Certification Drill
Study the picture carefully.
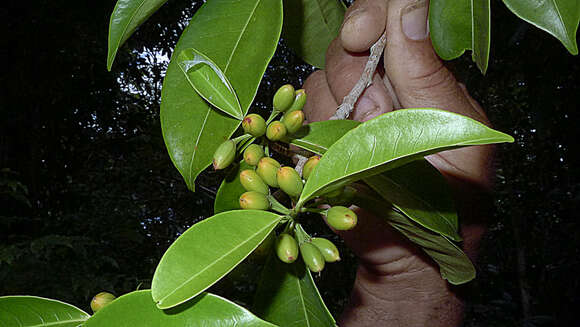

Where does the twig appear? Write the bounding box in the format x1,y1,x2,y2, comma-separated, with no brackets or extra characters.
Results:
293,154,308,176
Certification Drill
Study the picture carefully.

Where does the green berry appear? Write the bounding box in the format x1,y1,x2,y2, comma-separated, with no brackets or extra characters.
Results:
300,242,325,272
240,169,269,194
256,157,281,187
273,84,295,112
277,166,303,198
212,140,236,170
90,292,116,313
325,206,358,231
281,110,305,135
266,121,287,141
311,237,341,262
287,89,307,113
276,233,299,263
243,144,264,166
239,191,270,210
302,155,320,180
242,114,267,137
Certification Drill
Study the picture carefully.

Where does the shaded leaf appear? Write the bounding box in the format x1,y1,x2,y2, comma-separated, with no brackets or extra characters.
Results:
84,290,276,327
152,210,282,309
177,48,243,119
298,109,514,206
214,161,252,214
288,120,360,155
282,0,346,68
161,0,283,190
0,296,89,327
253,254,336,327
107,0,169,70
472,0,491,74
503,0,580,55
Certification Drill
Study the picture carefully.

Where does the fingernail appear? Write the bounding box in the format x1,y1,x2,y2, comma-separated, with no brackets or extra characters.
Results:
401,0,429,41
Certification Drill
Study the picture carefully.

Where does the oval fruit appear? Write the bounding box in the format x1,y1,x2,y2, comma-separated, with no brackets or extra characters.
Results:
212,140,236,170
242,113,267,137
287,89,307,113
256,157,281,187
277,166,303,197
311,237,341,262
281,110,305,135
300,242,325,272
243,144,264,166
302,155,320,180
276,233,299,263
273,84,295,112
325,206,358,231
240,169,269,194
239,191,270,210
90,292,116,313
266,121,287,141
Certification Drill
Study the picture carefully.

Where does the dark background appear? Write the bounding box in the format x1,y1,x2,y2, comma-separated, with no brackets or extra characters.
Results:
1,0,578,325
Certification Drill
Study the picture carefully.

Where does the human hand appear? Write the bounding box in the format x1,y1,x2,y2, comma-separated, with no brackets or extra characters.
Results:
303,0,495,325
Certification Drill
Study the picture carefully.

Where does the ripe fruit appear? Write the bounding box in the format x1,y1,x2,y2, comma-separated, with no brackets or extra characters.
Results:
325,206,358,230
277,166,303,197
242,114,266,137
213,140,236,170
240,169,269,194
287,89,307,113
266,121,287,141
276,233,299,263
300,242,325,272
281,110,305,135
311,237,341,262
90,292,116,313
239,191,270,210
243,144,264,166
256,157,281,187
273,84,295,112
302,155,320,180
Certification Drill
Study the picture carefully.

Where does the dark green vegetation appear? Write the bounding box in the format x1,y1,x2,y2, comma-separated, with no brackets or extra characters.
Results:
1,0,579,326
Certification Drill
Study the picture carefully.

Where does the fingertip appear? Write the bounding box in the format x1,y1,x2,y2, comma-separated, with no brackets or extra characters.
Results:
340,3,387,52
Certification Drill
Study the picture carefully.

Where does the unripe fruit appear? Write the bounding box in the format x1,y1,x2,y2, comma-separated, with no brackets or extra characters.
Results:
256,157,281,187
281,110,305,135
239,191,270,210
287,89,307,113
243,144,264,166
311,237,341,262
266,121,287,141
242,114,266,137
302,155,320,180
276,233,299,263
300,242,325,272
213,140,236,170
90,292,116,313
273,84,295,112
277,166,303,197
325,206,358,230
240,169,269,194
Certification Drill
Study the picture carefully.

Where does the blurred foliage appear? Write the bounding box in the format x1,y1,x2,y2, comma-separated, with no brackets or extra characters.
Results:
0,0,578,325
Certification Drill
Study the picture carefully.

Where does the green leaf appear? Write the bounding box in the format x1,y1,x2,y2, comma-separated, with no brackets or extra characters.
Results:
503,0,580,55
177,48,243,120
107,0,169,70
84,290,276,327
282,0,346,68
152,210,282,309
214,161,252,214
384,210,475,284
298,109,514,206
288,120,360,155
472,0,491,74
364,159,461,241
161,0,283,191
0,296,89,327
253,254,336,327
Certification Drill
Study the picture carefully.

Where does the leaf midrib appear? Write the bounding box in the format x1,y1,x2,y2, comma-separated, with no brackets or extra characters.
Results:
293,264,311,327
223,0,262,74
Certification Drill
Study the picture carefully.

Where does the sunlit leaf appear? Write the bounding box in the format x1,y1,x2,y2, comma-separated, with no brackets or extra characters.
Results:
214,161,252,214
253,254,336,327
0,296,89,327
107,0,169,70
282,0,346,68
298,109,514,206
84,290,276,327
152,210,282,309
161,0,283,190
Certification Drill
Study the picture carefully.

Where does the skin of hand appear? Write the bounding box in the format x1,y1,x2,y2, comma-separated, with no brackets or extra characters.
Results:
302,0,495,326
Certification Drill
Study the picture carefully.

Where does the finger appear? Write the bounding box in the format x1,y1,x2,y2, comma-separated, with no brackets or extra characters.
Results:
341,0,388,52
302,70,338,122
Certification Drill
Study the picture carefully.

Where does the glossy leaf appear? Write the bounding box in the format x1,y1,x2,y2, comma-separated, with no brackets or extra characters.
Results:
282,0,346,68
152,210,282,309
107,0,169,70
253,254,336,327
178,48,243,119
503,0,580,55
298,109,514,206
84,290,276,327
214,161,253,214
365,159,461,241
288,120,360,154
0,296,89,327
161,0,283,191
